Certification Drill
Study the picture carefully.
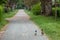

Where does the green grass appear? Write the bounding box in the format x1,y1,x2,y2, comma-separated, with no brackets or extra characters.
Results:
0,20,8,30
0,9,18,30
4,10,18,18
25,10,60,40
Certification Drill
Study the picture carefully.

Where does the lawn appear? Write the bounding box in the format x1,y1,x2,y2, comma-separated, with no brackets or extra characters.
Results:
0,9,18,30
25,10,60,40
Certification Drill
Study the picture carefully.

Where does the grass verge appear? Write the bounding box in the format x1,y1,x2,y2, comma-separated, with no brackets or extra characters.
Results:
0,9,18,30
4,10,18,18
25,10,60,40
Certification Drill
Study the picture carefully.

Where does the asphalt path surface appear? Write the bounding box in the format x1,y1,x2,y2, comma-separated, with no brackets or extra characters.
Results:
1,9,48,40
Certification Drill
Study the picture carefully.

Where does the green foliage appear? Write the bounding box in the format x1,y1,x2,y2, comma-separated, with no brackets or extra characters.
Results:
52,7,60,17
25,10,60,40
0,5,6,30
0,0,7,4
0,9,18,30
4,9,18,18
16,0,24,9
0,5,4,23
17,4,24,9
31,3,41,15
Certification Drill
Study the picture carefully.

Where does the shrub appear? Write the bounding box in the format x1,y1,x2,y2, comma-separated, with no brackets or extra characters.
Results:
31,3,41,15
52,7,60,17
0,5,4,23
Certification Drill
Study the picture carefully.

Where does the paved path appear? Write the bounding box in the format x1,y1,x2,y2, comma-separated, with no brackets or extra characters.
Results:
1,9,48,40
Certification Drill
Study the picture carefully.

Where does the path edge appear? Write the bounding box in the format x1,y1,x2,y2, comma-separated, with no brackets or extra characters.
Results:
0,23,9,39
30,20,50,40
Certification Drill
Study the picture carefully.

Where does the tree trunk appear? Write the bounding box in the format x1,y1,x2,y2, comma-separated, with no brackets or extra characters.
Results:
41,0,52,16
41,0,45,15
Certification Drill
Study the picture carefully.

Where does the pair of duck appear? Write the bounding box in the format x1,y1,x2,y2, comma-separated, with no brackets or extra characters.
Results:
34,29,44,36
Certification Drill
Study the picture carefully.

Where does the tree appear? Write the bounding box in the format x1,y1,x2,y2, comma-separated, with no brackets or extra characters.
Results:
0,0,7,4
55,0,57,20
40,0,52,16
17,0,24,9
24,0,40,10
7,0,17,10
24,0,31,10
